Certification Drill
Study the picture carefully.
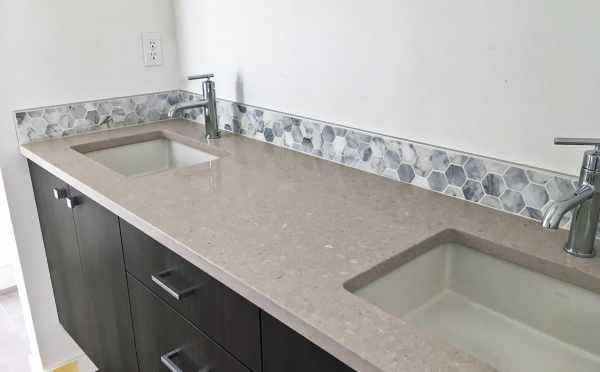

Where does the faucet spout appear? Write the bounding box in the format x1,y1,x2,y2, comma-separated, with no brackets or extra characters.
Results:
542,138,600,258
542,185,594,229
167,100,209,118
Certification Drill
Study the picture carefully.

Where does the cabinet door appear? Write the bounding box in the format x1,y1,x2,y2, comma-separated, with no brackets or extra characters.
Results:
261,311,355,372
28,161,96,358
128,274,250,372
70,188,139,372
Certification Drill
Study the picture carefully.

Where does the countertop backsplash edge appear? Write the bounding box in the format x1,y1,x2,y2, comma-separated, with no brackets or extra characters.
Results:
211,96,582,234
15,89,583,234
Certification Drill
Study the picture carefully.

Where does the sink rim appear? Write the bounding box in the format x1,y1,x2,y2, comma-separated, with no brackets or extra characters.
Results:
70,129,230,177
344,228,600,297
71,129,229,158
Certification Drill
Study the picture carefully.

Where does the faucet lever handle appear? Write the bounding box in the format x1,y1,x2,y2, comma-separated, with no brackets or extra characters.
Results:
555,138,600,152
555,138,600,171
188,74,214,81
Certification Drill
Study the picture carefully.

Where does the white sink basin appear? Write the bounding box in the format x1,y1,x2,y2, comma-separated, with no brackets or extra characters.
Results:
347,237,600,372
73,132,221,176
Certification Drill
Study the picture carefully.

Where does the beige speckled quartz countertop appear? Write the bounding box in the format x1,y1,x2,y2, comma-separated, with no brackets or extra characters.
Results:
21,120,600,372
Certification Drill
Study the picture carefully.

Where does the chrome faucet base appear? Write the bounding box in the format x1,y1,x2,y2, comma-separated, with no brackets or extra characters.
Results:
167,73,221,140
564,244,596,258
542,138,600,259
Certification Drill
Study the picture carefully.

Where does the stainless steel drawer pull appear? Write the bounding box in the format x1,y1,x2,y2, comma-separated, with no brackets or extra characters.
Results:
52,188,67,200
151,269,200,301
161,347,210,372
65,197,79,209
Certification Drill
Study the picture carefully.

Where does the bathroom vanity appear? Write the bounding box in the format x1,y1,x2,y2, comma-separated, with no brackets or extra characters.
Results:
28,159,353,372
22,120,600,372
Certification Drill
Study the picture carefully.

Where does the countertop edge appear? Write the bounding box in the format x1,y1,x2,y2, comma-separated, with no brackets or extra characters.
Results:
20,145,381,372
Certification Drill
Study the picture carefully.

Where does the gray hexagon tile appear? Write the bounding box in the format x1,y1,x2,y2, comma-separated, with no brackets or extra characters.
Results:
397,164,415,183
546,177,576,201
482,173,506,197
427,171,448,192
504,167,529,191
463,180,484,202
500,190,526,213
522,184,549,209
464,158,486,180
384,150,402,170
445,165,467,187
431,150,449,171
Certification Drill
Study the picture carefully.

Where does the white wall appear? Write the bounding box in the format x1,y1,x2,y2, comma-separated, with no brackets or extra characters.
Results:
0,0,180,369
0,169,18,291
0,170,14,268
173,0,600,176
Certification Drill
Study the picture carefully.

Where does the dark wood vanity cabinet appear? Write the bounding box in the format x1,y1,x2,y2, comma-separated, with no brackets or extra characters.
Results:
261,311,355,372
29,162,138,371
29,160,355,372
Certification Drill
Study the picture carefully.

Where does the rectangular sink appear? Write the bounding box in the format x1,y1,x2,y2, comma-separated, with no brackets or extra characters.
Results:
73,131,222,177
346,231,600,372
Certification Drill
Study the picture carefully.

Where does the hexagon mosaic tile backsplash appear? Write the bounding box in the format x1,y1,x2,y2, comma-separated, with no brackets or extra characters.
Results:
14,90,582,232
214,98,582,231
13,90,202,145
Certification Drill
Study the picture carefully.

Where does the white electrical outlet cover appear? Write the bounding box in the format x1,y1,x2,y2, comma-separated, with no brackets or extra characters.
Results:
142,32,163,67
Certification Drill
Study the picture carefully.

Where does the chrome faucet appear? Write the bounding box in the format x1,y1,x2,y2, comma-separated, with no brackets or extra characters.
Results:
168,74,221,139
542,138,600,258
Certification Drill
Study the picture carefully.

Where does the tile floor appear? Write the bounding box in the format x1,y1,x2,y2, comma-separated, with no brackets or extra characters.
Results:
0,290,31,372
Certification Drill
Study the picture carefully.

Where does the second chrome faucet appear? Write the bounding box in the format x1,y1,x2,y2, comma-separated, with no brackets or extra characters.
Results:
168,74,221,139
542,138,600,258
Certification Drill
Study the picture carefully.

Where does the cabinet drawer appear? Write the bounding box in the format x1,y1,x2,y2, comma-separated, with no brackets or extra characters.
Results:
128,274,250,372
120,220,261,372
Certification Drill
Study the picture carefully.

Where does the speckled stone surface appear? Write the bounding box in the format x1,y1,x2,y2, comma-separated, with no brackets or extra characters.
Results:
21,121,600,372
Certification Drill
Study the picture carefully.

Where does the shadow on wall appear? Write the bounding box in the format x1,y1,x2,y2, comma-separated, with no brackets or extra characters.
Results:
235,72,245,103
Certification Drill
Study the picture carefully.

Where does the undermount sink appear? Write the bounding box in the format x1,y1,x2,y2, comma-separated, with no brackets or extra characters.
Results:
346,231,600,372
73,131,222,176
